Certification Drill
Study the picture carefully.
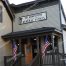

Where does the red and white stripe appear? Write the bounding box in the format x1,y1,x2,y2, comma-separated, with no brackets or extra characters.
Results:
41,41,50,58
13,44,17,61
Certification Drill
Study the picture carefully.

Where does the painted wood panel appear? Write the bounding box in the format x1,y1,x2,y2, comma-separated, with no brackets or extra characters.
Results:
25,41,33,64
13,4,61,32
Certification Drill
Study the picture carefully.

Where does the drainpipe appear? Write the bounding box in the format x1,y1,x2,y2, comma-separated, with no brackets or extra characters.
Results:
12,14,15,32
12,19,13,32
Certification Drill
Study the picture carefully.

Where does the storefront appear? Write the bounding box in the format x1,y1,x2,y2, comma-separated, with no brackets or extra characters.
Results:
1,0,66,66
2,27,64,66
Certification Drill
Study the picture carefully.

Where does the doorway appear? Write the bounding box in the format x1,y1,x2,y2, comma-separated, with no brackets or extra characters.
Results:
21,37,38,64
30,37,38,58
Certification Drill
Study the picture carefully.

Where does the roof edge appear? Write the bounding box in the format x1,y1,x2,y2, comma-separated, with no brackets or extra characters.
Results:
2,27,61,39
10,0,59,8
1,0,14,21
61,4,66,21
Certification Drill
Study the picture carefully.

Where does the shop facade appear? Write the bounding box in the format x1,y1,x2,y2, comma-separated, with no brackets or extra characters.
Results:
1,0,66,66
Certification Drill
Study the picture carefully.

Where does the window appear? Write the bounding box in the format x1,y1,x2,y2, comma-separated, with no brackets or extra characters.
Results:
0,6,2,22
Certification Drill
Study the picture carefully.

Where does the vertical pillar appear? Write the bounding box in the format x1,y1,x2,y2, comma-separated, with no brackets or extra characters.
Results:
36,37,40,53
58,36,63,53
36,37,41,66
18,39,22,66
40,36,45,65
51,33,55,66
51,33,55,53
19,39,22,56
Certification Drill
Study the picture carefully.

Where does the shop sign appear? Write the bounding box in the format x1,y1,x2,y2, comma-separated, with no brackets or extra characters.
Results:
19,12,47,24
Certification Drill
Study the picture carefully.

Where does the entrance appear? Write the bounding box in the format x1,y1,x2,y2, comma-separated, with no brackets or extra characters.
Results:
30,37,38,58
20,37,38,65
13,35,58,66
16,35,59,65
4,34,64,66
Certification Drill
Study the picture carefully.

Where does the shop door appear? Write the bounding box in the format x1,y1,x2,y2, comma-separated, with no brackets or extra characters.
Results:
24,39,33,65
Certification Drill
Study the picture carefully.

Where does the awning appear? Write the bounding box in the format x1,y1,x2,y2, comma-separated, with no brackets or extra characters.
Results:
2,27,62,39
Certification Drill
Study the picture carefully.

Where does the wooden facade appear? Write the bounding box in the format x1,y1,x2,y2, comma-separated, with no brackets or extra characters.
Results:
1,0,66,66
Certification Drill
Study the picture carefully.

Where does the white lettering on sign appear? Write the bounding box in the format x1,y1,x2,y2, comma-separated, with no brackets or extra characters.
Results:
19,12,47,24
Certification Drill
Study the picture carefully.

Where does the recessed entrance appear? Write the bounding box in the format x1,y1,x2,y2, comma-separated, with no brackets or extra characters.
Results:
14,35,59,65
20,37,38,64
14,37,38,65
